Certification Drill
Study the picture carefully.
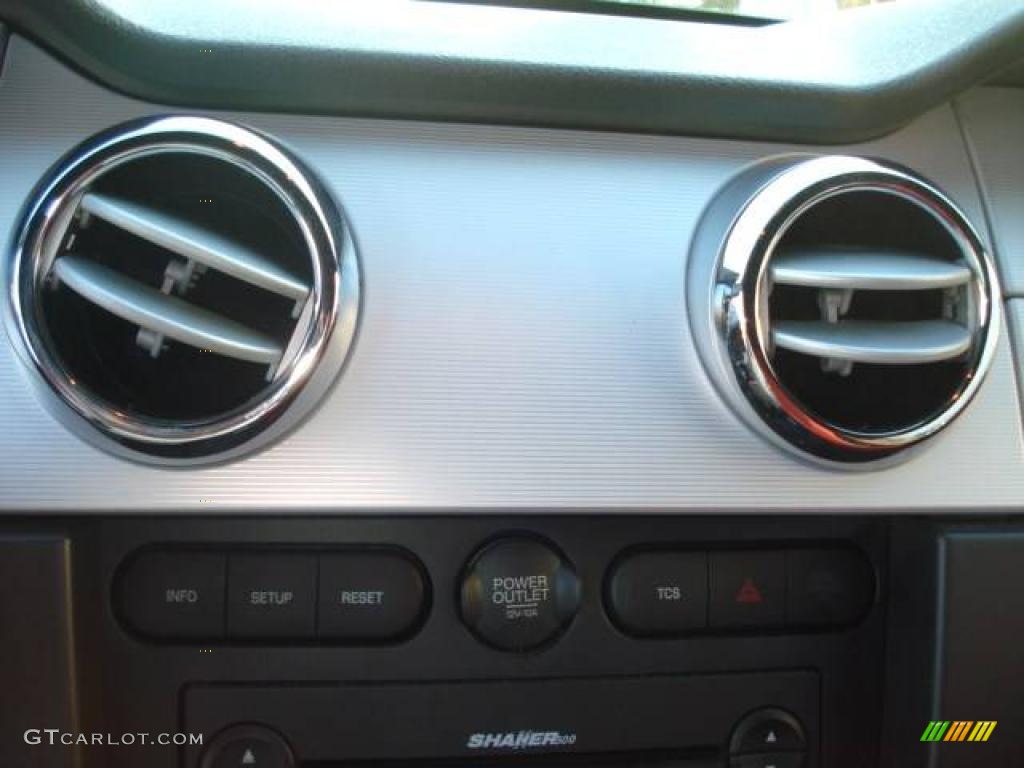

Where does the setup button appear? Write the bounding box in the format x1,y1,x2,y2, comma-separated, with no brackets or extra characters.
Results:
227,554,317,639
460,536,580,652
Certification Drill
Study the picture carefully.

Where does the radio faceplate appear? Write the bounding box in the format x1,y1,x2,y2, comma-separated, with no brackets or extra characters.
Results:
184,673,819,767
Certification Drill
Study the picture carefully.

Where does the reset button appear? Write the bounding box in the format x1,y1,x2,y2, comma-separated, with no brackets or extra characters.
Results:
318,552,427,641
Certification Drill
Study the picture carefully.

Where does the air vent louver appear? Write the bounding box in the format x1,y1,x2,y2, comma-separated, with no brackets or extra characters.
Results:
688,156,1000,465
8,116,360,462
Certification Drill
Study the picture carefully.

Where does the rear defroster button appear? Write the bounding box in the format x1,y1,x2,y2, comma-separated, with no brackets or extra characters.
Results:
460,536,580,652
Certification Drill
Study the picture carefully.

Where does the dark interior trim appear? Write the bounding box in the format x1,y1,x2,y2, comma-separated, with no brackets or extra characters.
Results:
431,0,777,26
1,0,1023,143
0,22,8,76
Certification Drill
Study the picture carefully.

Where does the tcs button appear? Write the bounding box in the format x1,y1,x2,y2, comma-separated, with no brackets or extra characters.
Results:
460,536,580,652
606,551,708,635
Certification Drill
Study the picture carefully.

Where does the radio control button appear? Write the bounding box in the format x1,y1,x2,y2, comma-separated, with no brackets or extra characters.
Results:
460,536,579,652
318,552,426,641
201,724,294,768
116,551,225,639
730,707,806,754
606,551,707,635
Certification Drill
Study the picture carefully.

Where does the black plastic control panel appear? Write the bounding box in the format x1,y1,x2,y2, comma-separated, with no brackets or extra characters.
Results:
72,516,887,768
607,547,874,636
116,542,872,646
115,547,428,642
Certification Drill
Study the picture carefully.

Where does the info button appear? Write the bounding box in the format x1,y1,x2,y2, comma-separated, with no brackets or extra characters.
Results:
116,550,225,640
318,552,427,641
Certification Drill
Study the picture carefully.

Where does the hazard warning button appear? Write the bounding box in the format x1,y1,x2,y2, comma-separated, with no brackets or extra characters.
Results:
709,551,785,628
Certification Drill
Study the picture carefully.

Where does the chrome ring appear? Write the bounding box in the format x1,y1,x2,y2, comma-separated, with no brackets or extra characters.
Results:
5,115,361,464
687,155,1001,466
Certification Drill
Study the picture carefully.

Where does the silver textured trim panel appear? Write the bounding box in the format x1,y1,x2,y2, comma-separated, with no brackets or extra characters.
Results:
957,89,1024,299
52,256,283,364
0,40,1021,510
1004,300,1024,422
772,320,972,364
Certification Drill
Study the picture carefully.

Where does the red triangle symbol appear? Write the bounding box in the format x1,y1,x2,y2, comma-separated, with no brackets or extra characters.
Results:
735,577,764,604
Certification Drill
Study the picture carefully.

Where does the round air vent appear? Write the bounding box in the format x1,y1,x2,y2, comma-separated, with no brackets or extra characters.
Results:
687,156,1000,465
6,116,360,463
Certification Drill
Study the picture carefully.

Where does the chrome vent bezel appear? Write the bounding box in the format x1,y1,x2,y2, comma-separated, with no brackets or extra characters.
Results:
687,155,1001,466
6,115,360,464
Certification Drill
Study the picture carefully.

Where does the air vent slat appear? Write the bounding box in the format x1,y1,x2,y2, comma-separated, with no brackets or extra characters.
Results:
772,320,971,365
79,193,310,301
771,247,972,290
52,255,283,364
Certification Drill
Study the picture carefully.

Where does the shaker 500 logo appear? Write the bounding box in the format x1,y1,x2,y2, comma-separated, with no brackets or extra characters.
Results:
467,731,577,750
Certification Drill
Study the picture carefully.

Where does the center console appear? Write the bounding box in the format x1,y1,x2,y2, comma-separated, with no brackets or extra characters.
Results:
6,515,889,768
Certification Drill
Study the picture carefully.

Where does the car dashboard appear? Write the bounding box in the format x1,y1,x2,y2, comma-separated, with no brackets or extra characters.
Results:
2,2,1024,767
